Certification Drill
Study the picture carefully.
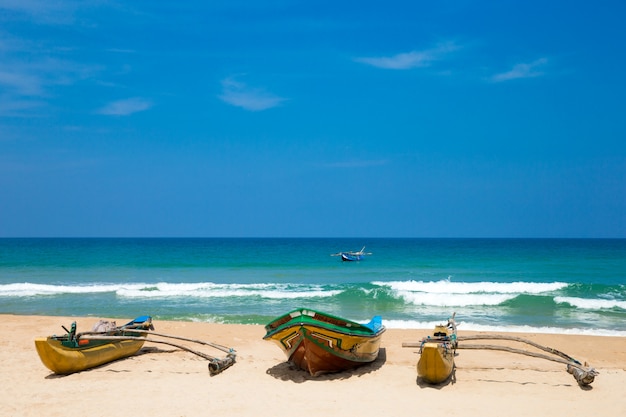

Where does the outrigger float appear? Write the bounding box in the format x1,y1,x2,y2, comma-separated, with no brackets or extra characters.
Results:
35,316,236,376
455,334,598,386
403,314,598,387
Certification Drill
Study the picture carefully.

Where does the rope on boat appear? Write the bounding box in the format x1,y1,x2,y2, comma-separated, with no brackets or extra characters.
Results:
82,335,236,376
455,335,598,386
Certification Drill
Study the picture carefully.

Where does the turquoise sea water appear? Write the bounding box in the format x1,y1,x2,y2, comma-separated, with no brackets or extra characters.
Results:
1,238,624,336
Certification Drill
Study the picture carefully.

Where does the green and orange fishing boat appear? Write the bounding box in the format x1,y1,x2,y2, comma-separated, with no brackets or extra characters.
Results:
35,316,153,375
263,308,385,376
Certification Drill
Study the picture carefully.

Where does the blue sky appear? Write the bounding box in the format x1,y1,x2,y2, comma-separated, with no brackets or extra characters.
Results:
1,1,625,238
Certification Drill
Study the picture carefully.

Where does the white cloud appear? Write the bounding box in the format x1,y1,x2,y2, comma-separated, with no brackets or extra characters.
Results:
218,76,287,111
96,97,153,116
0,69,43,95
490,58,548,82
355,42,458,70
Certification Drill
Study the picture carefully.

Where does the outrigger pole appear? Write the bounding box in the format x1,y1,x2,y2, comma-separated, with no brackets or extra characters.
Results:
81,331,236,376
456,334,598,386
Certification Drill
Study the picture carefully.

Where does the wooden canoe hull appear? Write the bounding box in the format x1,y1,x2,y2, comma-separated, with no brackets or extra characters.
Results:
417,342,455,384
35,336,146,374
264,309,385,376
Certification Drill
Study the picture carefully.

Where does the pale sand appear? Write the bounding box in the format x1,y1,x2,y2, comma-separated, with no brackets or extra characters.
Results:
1,314,625,417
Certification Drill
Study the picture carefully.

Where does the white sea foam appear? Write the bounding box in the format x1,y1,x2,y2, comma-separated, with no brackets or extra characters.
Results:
399,292,515,307
115,282,340,299
382,319,626,337
0,282,126,296
373,280,568,294
371,279,569,307
0,281,339,299
555,296,626,310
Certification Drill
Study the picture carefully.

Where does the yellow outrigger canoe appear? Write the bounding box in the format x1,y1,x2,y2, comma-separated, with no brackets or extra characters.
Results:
406,314,457,384
35,316,153,375
264,308,385,376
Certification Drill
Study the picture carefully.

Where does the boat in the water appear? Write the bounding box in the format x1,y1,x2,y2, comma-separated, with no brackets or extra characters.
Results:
35,316,154,375
331,246,371,261
263,308,385,376
405,314,457,384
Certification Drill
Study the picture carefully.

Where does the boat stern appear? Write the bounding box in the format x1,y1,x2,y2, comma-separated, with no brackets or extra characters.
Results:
417,342,455,384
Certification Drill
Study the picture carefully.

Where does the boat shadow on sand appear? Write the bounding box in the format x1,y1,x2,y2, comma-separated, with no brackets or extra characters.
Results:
415,365,457,389
266,348,387,383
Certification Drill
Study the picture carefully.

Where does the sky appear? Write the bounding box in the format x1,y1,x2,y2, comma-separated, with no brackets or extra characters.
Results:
1,1,625,238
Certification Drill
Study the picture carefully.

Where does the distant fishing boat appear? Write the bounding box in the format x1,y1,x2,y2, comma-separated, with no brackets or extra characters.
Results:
403,314,457,384
35,316,153,375
263,308,385,376
331,246,371,261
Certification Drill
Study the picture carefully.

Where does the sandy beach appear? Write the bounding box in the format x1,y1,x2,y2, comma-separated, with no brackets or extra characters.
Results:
2,314,625,417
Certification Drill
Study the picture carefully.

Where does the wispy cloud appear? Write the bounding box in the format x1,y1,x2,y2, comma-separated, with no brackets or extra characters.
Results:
0,0,81,25
96,97,153,116
355,42,459,70
0,54,101,116
0,69,43,96
0,94,45,116
219,76,287,111
490,58,548,82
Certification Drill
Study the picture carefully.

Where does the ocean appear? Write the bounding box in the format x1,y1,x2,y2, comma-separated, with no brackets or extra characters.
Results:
1,238,624,336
